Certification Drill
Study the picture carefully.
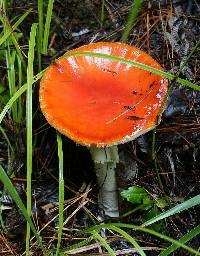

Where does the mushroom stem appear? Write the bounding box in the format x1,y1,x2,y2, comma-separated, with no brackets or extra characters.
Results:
90,146,119,218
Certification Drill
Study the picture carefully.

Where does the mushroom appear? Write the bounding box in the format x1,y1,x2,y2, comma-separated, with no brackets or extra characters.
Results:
39,42,168,218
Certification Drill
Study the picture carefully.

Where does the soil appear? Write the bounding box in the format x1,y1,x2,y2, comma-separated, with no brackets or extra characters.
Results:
0,0,200,255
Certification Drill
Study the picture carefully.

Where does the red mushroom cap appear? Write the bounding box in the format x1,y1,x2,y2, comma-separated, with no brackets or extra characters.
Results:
39,42,168,147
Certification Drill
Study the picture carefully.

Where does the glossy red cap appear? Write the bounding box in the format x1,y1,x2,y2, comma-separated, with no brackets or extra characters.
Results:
39,42,168,147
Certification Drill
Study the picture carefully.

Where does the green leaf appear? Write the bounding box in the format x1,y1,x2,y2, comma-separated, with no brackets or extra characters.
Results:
154,198,168,209
121,186,153,205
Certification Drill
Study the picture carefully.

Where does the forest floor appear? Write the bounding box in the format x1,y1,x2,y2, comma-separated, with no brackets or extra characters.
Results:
0,0,200,255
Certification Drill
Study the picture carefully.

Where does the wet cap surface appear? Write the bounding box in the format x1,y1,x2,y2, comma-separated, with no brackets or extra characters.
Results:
39,42,168,147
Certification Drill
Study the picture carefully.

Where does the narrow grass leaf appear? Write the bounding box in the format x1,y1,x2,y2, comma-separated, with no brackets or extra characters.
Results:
92,230,116,256
111,226,146,256
1,15,27,66
121,0,143,43
176,40,200,78
0,70,44,125
100,0,105,27
6,49,18,122
37,0,43,71
38,0,44,50
0,165,43,250
42,0,54,54
56,133,64,256
16,54,23,123
0,84,27,124
83,223,200,256
159,224,200,256
0,8,32,46
144,194,200,226
26,23,37,255
64,52,199,90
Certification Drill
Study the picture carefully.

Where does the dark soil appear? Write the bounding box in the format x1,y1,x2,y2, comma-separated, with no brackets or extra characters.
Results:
0,0,200,255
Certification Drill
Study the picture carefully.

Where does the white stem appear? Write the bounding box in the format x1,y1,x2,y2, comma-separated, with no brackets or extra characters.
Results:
90,146,119,218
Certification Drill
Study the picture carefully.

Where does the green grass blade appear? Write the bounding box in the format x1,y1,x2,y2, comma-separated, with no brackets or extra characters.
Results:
56,133,64,256
26,23,37,255
176,40,200,78
37,0,43,71
5,48,18,122
0,164,43,250
0,0,6,12
16,54,23,123
0,8,32,46
92,230,116,256
144,194,200,227
0,84,27,124
0,70,44,125
38,0,44,48
64,52,199,90
100,0,105,27
111,226,146,256
121,0,143,43
83,223,200,256
1,15,27,67
42,0,54,54
160,224,200,256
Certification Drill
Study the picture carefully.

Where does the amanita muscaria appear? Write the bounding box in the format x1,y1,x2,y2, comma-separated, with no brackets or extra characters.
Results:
39,42,168,218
